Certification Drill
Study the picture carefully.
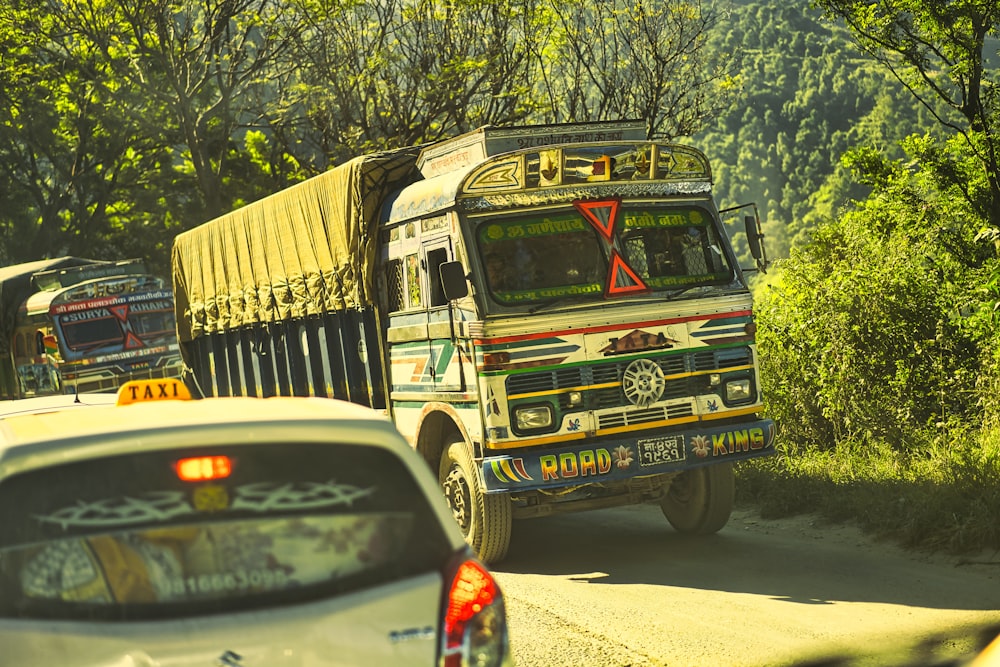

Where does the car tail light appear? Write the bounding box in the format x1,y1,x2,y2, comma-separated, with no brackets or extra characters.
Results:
440,556,510,667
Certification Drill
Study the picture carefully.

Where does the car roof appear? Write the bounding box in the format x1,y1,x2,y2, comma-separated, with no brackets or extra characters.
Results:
0,393,466,550
0,392,118,418
0,395,398,460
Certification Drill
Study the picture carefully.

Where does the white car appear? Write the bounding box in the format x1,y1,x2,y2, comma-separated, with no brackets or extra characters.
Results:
0,379,512,667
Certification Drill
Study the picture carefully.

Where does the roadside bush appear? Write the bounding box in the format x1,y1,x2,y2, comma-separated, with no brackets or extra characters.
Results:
745,135,1000,553
756,224,979,451
756,135,989,451
737,424,1000,553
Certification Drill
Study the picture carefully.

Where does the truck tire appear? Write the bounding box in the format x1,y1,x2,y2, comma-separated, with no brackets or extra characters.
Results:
660,462,735,535
439,438,512,564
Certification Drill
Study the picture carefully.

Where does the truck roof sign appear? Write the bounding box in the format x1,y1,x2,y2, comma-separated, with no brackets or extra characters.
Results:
33,259,148,291
417,120,647,178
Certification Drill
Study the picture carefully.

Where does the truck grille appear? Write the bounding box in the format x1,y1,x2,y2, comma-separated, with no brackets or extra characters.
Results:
506,346,752,411
597,402,695,429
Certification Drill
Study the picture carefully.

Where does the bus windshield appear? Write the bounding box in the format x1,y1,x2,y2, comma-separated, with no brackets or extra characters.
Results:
55,297,176,358
476,204,735,306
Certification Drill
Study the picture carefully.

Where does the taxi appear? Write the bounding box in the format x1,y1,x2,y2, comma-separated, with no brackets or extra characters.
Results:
0,379,512,667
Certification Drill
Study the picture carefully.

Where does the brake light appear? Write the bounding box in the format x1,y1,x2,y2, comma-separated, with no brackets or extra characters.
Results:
175,456,233,482
441,558,509,667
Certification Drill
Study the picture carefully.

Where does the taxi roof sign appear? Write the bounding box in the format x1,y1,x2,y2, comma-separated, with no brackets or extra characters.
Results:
117,378,192,405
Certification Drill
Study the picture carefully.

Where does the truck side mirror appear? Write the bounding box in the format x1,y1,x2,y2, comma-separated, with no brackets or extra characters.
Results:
440,261,469,301
744,215,768,272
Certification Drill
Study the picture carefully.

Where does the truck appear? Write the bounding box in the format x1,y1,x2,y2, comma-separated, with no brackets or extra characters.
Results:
0,257,183,399
170,120,777,563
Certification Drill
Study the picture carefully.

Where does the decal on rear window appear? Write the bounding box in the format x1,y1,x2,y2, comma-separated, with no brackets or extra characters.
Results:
34,481,376,530
15,514,409,605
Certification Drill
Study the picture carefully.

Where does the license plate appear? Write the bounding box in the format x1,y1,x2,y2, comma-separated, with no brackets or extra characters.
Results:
637,435,686,467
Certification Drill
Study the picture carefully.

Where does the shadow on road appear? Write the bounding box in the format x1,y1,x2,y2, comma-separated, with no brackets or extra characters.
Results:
494,504,1000,612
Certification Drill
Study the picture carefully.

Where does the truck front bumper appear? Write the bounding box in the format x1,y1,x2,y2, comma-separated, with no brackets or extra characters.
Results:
481,418,776,493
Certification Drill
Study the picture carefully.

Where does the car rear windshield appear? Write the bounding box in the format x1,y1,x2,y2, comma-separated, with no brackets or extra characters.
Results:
0,442,453,621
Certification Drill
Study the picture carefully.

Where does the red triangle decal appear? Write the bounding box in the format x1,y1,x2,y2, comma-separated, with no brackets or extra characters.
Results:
574,198,620,241
124,332,146,350
110,305,129,322
606,251,649,297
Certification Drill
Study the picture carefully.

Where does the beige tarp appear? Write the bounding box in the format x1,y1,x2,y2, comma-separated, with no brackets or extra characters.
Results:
171,150,420,343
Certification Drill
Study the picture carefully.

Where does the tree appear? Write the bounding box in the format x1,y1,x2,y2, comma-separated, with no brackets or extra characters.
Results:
812,0,1000,231
0,0,738,266
692,2,944,263
0,1,159,262
757,134,986,448
285,0,544,161
539,0,738,139
59,0,307,221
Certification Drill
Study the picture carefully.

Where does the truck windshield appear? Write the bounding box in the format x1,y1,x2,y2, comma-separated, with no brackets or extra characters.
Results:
476,204,734,306
619,206,733,289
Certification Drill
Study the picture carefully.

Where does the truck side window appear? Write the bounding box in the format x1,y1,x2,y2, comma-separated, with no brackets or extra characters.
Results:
384,259,405,313
406,254,422,308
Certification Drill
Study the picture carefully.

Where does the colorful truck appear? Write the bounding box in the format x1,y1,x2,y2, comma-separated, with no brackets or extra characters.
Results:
0,257,182,399
171,120,777,563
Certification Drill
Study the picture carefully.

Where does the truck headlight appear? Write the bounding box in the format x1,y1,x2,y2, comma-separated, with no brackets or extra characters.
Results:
514,404,553,431
725,378,753,403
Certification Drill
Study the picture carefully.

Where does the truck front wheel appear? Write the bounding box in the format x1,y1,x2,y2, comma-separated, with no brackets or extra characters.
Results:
439,439,512,564
660,462,735,535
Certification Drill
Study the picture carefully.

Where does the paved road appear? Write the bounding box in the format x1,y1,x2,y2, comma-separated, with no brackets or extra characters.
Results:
492,505,1000,667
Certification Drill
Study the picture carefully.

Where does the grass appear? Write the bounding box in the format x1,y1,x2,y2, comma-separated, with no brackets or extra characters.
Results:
735,424,1000,555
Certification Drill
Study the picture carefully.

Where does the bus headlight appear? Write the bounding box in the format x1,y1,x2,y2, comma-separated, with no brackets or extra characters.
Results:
725,378,753,403
514,405,553,431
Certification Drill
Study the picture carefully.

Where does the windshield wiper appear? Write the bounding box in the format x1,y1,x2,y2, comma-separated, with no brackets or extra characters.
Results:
526,284,724,312
661,286,703,299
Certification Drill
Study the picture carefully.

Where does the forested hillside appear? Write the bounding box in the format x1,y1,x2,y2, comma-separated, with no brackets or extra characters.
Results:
694,1,941,260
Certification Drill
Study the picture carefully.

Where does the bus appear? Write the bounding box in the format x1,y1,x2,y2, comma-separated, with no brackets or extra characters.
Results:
2,257,182,398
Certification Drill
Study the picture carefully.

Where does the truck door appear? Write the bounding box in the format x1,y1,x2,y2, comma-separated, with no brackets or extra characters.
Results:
424,238,460,393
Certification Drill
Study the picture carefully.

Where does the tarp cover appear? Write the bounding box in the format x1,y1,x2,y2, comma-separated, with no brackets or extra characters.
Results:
171,150,420,343
0,256,96,356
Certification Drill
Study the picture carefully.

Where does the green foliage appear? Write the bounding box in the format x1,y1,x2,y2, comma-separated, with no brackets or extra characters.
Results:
737,425,1000,553
757,133,993,450
0,0,306,269
538,0,737,138
740,0,1000,554
284,0,544,159
0,0,731,267
0,1,158,262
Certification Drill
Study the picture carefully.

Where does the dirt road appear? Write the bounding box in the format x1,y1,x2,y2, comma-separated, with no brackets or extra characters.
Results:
492,505,1000,667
